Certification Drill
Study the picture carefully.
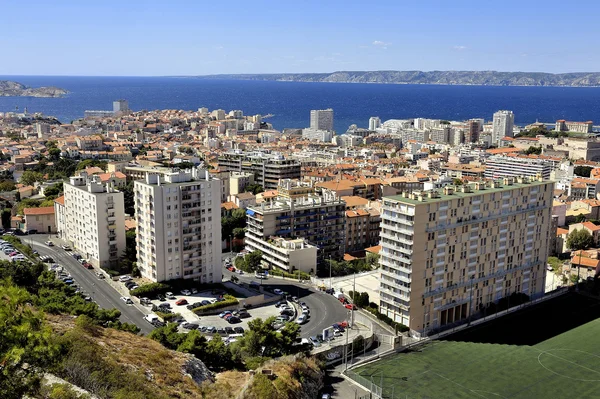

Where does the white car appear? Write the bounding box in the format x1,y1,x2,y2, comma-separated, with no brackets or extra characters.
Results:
180,289,191,296
296,314,307,324
165,292,175,299
61,244,71,251
45,241,54,246
119,275,133,282
273,289,283,295
120,296,133,305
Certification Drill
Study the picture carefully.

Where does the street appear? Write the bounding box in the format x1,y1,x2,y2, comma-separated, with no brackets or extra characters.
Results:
27,234,154,335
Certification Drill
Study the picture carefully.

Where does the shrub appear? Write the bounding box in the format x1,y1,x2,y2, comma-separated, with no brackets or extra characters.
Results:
193,294,238,313
365,306,409,333
268,269,310,280
130,282,170,298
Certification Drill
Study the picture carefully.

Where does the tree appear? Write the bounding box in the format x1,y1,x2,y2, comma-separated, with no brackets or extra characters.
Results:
232,227,245,239
567,228,594,289
123,181,135,216
48,147,61,161
204,334,232,370
0,180,16,192
524,146,542,155
278,322,301,355
244,184,264,195
576,214,587,223
20,170,44,186
244,250,263,272
574,165,593,178
44,182,63,198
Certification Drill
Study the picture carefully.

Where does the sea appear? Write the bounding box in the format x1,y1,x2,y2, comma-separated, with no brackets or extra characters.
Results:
1,75,600,131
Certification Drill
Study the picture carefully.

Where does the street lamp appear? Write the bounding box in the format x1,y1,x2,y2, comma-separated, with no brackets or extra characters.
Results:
329,254,332,290
467,275,475,326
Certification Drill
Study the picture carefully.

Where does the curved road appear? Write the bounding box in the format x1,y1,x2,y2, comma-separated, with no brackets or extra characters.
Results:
223,269,350,339
27,235,153,335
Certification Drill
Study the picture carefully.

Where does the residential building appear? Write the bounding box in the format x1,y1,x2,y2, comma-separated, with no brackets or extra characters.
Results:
54,195,66,237
492,110,514,144
465,120,480,143
217,151,301,190
229,171,255,196
62,173,126,269
310,108,334,132
378,177,553,335
22,207,56,233
113,99,130,114
245,180,346,270
484,155,553,180
345,207,381,253
369,116,381,131
302,128,334,142
134,168,222,283
247,237,318,274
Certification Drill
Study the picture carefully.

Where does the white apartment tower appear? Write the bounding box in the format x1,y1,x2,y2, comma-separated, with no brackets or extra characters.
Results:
113,99,129,114
310,108,334,132
62,173,126,269
369,116,381,131
492,110,515,144
134,168,222,283
379,177,553,335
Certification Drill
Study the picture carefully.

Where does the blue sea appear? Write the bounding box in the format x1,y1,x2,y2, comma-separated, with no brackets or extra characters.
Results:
1,75,600,131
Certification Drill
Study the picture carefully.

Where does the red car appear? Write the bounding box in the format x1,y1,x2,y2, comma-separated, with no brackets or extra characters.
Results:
338,321,349,328
83,262,93,269
345,304,357,310
175,299,188,306
226,266,235,272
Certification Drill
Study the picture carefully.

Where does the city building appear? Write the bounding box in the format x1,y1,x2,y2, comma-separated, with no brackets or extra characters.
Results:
22,207,56,233
492,110,515,144
134,168,222,283
246,237,318,274
465,120,480,143
113,99,130,114
217,151,301,190
245,180,346,271
62,173,126,269
302,128,334,142
344,207,381,254
484,155,553,180
229,171,255,195
556,120,593,134
369,116,381,131
310,108,334,132
378,176,553,335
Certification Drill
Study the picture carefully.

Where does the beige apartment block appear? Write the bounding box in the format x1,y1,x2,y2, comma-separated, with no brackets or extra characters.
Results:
134,168,222,283
379,176,553,336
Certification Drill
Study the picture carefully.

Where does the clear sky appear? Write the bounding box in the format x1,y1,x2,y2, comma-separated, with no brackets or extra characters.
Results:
1,0,598,76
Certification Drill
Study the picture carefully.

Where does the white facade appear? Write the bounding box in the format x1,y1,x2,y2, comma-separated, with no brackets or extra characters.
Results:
63,174,126,269
369,116,381,131
134,168,222,283
310,108,334,132
302,128,333,142
492,110,515,144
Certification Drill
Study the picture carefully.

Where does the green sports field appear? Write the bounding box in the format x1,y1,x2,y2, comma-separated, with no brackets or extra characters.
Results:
350,293,600,399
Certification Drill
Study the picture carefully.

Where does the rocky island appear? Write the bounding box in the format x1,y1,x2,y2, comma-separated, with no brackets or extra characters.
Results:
197,70,600,87
0,80,68,97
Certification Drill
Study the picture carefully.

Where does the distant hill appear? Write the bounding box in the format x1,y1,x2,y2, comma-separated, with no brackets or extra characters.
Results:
196,70,600,87
0,80,68,97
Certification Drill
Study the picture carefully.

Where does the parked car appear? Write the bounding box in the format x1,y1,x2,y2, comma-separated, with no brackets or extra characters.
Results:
61,244,71,251
234,327,245,334
128,285,139,291
165,292,175,299
291,296,299,303
158,302,171,309
345,304,357,310
225,327,235,335
219,310,232,318
310,336,321,347
83,262,93,269
296,314,307,325
206,326,217,334
175,298,188,306
191,288,198,294
180,289,191,296
119,275,133,282
182,322,199,330
95,271,105,279
72,253,82,260
200,300,211,306
120,296,133,305
44,241,54,246
140,298,152,305
273,288,283,295
216,327,226,335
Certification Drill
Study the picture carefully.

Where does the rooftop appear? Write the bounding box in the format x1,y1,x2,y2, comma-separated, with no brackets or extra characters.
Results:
384,178,549,205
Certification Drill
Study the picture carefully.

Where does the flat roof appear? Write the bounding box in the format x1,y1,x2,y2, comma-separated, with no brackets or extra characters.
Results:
384,180,550,205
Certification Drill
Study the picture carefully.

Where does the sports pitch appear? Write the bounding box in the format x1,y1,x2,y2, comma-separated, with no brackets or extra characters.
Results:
350,293,600,398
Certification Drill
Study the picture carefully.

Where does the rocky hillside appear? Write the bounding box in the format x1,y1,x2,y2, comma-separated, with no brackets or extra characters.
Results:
197,70,600,87
0,80,68,97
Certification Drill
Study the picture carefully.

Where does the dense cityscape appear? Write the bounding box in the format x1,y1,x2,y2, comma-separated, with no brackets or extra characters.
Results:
0,98,599,398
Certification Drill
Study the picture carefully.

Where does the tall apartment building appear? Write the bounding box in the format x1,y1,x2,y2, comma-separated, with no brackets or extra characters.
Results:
492,110,515,144
62,173,126,269
465,120,480,143
378,177,553,335
484,155,553,180
245,180,346,271
113,99,129,114
345,207,381,253
134,169,222,283
369,116,381,131
217,151,301,190
310,108,334,132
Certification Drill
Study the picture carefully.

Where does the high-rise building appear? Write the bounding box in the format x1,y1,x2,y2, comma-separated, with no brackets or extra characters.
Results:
484,155,553,180
62,173,126,269
113,99,129,114
134,168,222,283
492,110,515,144
310,108,334,132
218,151,301,190
378,177,553,335
465,120,480,143
369,116,381,131
245,180,346,270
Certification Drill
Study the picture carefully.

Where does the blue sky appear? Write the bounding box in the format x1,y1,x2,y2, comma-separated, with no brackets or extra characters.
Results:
1,0,597,76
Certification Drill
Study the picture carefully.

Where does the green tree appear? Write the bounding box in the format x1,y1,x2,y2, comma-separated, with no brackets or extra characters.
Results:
244,250,263,272
20,170,44,186
278,322,301,355
177,329,208,358
48,147,61,161
204,334,232,370
567,229,594,253
44,182,64,198
122,181,135,216
574,165,593,178
524,146,542,155
232,227,245,239
0,180,16,192
244,184,264,195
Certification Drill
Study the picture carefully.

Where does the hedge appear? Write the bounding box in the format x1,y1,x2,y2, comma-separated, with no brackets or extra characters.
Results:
192,294,238,313
130,282,170,297
268,269,310,280
365,306,410,333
